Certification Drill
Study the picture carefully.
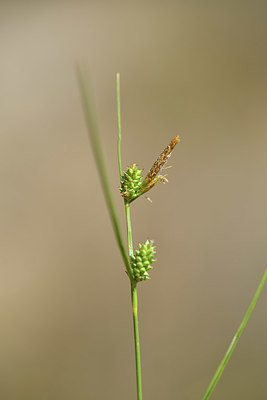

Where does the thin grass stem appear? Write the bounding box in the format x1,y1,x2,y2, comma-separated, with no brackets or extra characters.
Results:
125,203,142,400
116,73,143,400
116,73,122,178
131,283,143,400
125,201,133,257
202,267,267,400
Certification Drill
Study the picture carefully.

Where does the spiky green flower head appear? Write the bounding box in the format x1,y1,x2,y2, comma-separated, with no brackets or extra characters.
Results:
120,163,143,203
130,240,156,282
120,136,180,203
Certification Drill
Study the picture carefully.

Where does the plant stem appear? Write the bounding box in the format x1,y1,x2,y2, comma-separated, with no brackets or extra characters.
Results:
202,268,267,400
76,65,134,284
125,201,133,257
131,283,143,400
125,201,143,400
116,73,122,178
116,73,143,400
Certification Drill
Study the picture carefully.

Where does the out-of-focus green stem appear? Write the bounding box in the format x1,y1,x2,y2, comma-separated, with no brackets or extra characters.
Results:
76,65,134,284
202,268,267,400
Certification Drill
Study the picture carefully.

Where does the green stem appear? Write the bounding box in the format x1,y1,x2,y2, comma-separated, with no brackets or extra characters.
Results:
202,268,267,400
76,65,134,284
116,73,122,178
125,201,143,400
131,283,143,400
117,71,143,399
125,201,133,257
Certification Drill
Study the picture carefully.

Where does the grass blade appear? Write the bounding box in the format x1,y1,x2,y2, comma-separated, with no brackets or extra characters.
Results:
202,268,267,400
76,65,134,283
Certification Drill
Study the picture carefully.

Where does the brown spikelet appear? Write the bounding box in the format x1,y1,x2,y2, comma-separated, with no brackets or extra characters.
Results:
147,136,180,180
140,136,180,194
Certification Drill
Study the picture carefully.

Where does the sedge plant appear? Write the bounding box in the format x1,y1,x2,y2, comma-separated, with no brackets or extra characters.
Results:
77,68,267,400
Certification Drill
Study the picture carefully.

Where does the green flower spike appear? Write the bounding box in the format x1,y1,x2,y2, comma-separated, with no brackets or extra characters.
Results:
130,240,156,282
120,163,143,203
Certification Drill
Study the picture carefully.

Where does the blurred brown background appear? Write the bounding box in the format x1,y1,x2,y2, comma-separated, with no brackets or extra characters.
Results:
0,1,267,399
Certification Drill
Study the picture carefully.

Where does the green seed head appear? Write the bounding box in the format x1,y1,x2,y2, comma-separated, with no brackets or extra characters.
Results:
130,240,156,282
120,164,143,203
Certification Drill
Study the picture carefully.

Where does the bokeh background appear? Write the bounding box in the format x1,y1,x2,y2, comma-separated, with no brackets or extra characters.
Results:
1,1,267,399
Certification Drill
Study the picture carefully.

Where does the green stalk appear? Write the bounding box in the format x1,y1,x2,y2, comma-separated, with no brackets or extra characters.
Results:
125,201,133,257
131,282,143,400
76,65,134,284
116,73,122,178
202,268,267,400
125,201,143,400
116,75,143,400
